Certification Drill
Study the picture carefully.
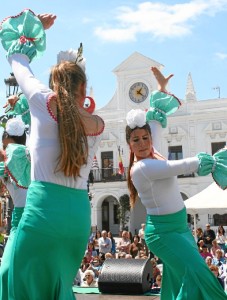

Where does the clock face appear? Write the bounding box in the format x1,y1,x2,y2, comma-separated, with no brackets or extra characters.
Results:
129,82,149,103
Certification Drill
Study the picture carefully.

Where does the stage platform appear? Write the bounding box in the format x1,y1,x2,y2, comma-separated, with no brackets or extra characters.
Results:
73,288,160,299
76,294,160,299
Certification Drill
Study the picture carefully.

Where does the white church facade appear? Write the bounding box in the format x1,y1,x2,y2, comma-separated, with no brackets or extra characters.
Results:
88,52,227,236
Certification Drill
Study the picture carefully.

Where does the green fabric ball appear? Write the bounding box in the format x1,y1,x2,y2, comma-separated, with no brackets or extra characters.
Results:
146,91,181,128
5,143,31,188
0,9,46,62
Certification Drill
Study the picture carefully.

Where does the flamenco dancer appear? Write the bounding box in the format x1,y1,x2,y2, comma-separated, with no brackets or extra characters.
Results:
125,66,227,299
0,118,30,300
0,9,104,300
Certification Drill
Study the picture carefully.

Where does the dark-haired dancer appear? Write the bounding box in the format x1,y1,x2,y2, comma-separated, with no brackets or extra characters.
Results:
0,118,30,300
125,66,227,299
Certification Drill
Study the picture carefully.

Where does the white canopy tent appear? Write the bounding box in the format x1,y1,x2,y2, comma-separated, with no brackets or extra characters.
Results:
184,183,227,236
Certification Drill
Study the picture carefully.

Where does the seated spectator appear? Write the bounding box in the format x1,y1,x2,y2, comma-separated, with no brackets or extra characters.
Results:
81,270,98,287
118,252,126,259
203,224,216,251
219,261,227,287
196,227,204,246
99,230,112,255
105,252,114,259
108,231,116,257
151,274,162,294
211,240,222,257
84,250,93,264
116,231,130,254
198,239,205,253
216,226,226,253
73,268,83,286
200,245,213,260
80,256,90,272
209,265,225,290
127,231,133,243
99,252,106,265
129,235,144,258
87,241,98,257
212,249,226,267
150,258,161,283
93,230,101,255
85,256,103,279
125,254,132,259
205,256,213,268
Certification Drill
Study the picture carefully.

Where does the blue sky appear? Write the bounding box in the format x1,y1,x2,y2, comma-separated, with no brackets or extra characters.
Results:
0,0,227,111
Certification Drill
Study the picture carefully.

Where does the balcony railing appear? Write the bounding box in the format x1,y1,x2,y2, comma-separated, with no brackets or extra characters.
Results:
90,168,195,183
91,167,128,182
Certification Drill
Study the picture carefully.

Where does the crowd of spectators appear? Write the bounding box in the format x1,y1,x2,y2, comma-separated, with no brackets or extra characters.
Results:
74,223,227,293
73,224,162,293
195,224,227,290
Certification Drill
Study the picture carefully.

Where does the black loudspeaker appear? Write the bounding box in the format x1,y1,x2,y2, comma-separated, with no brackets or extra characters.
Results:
98,258,153,294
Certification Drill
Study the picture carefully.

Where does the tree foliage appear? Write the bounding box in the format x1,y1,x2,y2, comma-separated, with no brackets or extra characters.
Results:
118,194,130,230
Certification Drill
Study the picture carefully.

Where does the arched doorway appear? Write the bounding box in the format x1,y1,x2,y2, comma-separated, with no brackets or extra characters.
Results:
101,197,120,235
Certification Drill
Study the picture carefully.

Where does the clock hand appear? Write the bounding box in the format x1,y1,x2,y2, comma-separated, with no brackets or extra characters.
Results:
137,89,144,96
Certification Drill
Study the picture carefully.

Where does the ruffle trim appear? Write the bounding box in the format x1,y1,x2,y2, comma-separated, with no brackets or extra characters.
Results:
87,117,105,137
0,8,35,27
46,93,58,122
46,93,105,136
4,164,28,189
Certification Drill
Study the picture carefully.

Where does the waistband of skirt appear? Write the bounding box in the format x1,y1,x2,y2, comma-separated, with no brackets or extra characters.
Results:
146,206,187,223
29,180,87,196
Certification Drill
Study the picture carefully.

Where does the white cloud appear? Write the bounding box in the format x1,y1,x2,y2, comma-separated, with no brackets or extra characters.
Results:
94,0,227,42
215,52,227,60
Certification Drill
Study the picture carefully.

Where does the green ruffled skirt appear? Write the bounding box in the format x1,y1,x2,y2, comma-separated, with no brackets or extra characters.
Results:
8,181,91,300
145,207,227,300
0,207,24,300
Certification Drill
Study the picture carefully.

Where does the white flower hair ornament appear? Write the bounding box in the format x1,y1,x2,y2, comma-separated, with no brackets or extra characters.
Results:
126,109,146,129
57,43,86,72
5,118,25,136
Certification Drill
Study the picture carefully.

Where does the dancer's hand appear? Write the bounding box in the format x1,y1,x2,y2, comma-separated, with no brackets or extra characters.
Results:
151,66,174,92
3,95,19,109
37,13,57,30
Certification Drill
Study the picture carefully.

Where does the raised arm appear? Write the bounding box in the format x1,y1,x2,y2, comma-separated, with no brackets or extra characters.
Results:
0,10,56,101
146,67,181,153
151,66,174,93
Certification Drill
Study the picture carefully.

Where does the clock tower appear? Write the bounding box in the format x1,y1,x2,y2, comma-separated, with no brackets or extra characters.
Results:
111,51,164,111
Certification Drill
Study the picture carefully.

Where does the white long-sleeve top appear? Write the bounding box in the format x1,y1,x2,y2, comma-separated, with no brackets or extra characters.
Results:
131,120,199,215
8,54,102,190
0,178,27,207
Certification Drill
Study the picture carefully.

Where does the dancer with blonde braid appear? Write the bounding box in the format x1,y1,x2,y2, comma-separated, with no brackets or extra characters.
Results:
0,9,104,300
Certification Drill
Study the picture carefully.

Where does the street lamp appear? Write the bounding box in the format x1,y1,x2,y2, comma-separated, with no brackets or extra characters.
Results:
118,145,123,155
4,73,19,97
213,86,220,98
